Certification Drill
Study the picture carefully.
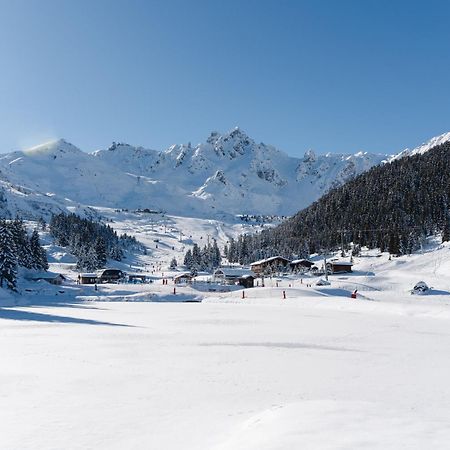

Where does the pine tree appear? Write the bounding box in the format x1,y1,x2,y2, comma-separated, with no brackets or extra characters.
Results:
30,229,48,270
0,221,17,290
95,237,107,268
11,219,33,269
183,249,193,268
170,257,178,269
442,213,450,243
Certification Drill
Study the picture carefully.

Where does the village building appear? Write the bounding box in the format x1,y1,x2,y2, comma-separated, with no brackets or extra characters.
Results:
26,272,66,286
98,269,126,283
127,274,148,283
249,256,291,275
213,268,255,287
80,273,98,284
173,272,194,284
238,274,256,289
326,261,353,274
290,259,315,272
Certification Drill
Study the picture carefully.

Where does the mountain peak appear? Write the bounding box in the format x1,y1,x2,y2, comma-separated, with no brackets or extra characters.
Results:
23,138,82,157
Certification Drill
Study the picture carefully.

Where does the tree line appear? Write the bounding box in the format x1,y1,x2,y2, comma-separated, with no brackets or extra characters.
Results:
49,213,143,271
234,141,450,260
0,219,48,291
183,240,221,273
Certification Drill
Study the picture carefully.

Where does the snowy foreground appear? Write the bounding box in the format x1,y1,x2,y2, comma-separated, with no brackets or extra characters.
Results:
3,222,450,449
2,280,450,449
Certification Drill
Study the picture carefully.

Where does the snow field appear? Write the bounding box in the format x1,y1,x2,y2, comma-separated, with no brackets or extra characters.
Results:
1,296,450,449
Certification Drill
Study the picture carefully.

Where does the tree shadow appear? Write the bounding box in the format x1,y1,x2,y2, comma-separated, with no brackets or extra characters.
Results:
0,307,131,327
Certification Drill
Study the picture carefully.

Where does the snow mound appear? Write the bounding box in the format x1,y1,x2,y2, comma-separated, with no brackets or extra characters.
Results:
215,400,448,450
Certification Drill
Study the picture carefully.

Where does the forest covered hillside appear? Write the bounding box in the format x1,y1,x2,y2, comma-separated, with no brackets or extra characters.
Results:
229,141,450,263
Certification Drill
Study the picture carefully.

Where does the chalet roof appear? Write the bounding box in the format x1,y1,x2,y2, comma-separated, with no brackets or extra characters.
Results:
290,259,314,265
329,261,353,266
250,256,291,266
80,273,98,278
173,272,193,279
214,268,254,277
25,271,66,280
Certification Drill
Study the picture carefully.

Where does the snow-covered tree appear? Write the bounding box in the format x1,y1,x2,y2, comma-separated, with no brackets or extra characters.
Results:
0,221,17,290
30,229,49,270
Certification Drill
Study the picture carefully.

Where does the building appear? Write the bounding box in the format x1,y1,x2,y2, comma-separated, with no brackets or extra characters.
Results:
98,269,126,283
173,272,194,284
26,272,66,285
326,261,353,274
290,259,315,272
80,273,98,284
249,256,291,275
238,274,255,289
213,268,252,282
127,274,148,283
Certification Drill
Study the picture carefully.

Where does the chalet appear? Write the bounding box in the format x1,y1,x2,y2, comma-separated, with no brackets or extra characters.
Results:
80,273,98,284
173,272,194,284
326,261,353,274
127,274,148,283
26,272,66,286
290,259,315,272
249,256,291,275
98,269,126,283
238,274,255,289
213,268,255,287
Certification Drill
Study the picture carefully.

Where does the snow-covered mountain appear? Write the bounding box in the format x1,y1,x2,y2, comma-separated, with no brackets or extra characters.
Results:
389,131,450,161
91,127,387,217
0,128,448,220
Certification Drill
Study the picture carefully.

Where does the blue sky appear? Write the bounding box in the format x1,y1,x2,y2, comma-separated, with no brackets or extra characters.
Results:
0,0,449,156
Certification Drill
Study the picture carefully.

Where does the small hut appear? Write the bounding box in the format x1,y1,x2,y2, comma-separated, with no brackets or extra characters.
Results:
173,273,194,284
80,273,98,284
326,261,353,274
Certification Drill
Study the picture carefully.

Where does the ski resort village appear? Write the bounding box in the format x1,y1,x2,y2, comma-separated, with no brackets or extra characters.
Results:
1,129,450,450
3,3,450,447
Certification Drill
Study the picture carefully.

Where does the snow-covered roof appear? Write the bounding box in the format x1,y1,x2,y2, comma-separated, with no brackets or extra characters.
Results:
329,261,353,266
250,256,291,266
80,273,98,277
214,268,254,277
290,259,314,265
173,272,193,279
25,271,65,280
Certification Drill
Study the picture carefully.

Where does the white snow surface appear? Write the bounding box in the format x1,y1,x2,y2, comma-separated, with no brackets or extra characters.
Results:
3,214,450,448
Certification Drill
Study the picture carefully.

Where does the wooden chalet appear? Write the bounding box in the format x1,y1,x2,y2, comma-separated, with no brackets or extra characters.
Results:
249,256,291,275
173,272,194,284
98,269,126,283
26,272,66,286
326,261,353,274
80,273,98,284
290,259,315,272
213,268,255,287
238,275,255,289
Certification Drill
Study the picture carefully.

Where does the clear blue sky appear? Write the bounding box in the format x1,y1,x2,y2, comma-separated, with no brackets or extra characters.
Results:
1,0,449,156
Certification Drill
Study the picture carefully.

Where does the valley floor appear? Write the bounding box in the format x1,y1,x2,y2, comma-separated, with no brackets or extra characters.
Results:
1,286,450,449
